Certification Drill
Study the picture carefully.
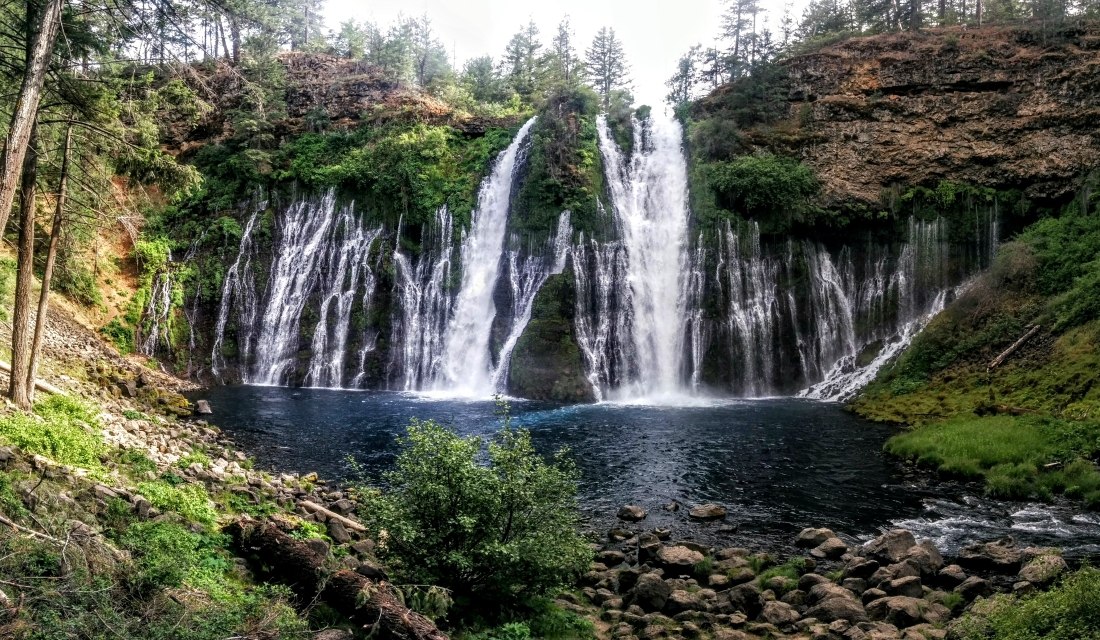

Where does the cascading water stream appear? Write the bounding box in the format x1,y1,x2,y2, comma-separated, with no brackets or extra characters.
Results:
591,113,693,400
431,117,537,395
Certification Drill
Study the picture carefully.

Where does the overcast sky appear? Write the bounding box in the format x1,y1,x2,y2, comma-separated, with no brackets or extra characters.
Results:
322,0,769,107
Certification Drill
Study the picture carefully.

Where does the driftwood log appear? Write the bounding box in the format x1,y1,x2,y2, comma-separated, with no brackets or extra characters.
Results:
988,325,1041,371
225,519,448,640
299,500,369,532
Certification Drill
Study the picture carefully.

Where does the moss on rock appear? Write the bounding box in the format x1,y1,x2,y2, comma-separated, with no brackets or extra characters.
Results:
507,271,593,403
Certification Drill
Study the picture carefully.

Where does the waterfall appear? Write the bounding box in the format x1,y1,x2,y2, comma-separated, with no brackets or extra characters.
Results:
432,117,537,395
572,235,632,401
490,211,573,390
139,251,176,357
211,192,382,387
303,216,382,388
590,113,692,400
391,207,456,390
211,204,262,379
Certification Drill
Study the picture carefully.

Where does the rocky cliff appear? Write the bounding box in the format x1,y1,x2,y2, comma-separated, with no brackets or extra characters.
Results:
696,24,1100,210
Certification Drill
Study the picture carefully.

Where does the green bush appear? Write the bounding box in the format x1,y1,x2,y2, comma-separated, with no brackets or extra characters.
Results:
101,318,135,355
705,154,820,233
951,567,1100,640
0,396,105,468
356,417,591,611
137,480,217,525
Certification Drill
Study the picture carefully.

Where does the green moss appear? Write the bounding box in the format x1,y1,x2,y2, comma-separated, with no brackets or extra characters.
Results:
507,272,593,403
510,87,605,240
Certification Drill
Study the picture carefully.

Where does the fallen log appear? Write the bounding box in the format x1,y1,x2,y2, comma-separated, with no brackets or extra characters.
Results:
225,518,447,640
988,325,1041,371
0,360,63,395
299,499,368,533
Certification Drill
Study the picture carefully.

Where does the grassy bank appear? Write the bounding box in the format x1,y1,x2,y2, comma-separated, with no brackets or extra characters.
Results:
854,181,1100,509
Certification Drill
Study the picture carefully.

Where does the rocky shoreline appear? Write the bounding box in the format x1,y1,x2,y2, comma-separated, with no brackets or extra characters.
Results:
566,503,1078,640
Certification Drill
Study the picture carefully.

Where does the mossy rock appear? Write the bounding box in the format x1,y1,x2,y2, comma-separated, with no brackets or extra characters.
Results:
508,270,594,403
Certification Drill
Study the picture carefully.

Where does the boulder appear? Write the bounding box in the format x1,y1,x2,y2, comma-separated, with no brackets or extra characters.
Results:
885,576,923,599
863,530,917,565
866,596,949,628
761,600,800,627
725,582,764,619
598,550,628,566
619,505,648,522
958,538,1023,572
808,582,857,604
799,572,831,592
1018,554,1068,586
862,588,888,605
844,557,880,580
812,537,849,559
656,546,704,575
630,573,672,612
638,532,662,562
955,576,993,601
903,542,944,579
796,527,836,548
664,590,703,615
936,564,967,588
689,503,727,520
194,399,213,414
327,520,352,544
805,596,869,624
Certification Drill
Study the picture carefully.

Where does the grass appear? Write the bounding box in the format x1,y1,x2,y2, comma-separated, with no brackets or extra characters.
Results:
0,395,105,469
755,558,807,594
885,415,1100,505
950,567,1100,640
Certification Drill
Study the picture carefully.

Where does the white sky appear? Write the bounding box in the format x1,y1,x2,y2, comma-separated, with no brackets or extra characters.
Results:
322,0,790,107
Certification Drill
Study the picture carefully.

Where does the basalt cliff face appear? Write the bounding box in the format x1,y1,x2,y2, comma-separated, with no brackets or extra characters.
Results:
698,24,1100,209
150,27,1100,402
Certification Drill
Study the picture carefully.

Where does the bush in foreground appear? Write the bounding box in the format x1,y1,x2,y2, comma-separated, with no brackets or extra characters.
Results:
950,567,1100,640
355,417,591,614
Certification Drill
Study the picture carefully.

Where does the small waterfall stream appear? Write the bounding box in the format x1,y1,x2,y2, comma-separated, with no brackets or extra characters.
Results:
432,117,538,394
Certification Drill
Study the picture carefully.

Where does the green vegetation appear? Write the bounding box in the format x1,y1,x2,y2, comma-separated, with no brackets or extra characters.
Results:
508,272,592,403
886,416,1100,504
702,154,820,233
755,558,807,593
510,88,605,238
136,479,218,525
354,414,591,617
950,567,1100,640
0,396,105,469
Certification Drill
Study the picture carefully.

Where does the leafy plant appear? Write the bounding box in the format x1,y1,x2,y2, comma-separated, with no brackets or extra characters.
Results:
355,413,591,611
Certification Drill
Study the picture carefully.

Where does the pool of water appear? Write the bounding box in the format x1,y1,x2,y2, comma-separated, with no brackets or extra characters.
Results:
192,386,1100,556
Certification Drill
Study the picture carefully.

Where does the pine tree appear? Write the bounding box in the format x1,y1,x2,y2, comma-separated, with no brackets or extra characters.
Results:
502,20,544,99
547,16,580,89
666,45,702,105
585,27,631,110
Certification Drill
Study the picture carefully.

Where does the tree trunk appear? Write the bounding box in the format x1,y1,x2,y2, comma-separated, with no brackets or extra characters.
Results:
27,124,71,403
230,16,241,63
976,0,983,25
0,0,63,238
910,0,921,30
10,127,39,410
225,519,448,640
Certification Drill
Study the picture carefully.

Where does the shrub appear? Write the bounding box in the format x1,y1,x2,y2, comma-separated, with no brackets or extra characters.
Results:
101,318,135,355
355,418,591,610
705,154,820,233
950,567,1100,640
137,480,217,525
0,396,105,468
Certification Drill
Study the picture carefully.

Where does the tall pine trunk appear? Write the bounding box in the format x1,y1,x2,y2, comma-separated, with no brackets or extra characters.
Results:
27,124,71,402
0,0,63,237
10,127,39,410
